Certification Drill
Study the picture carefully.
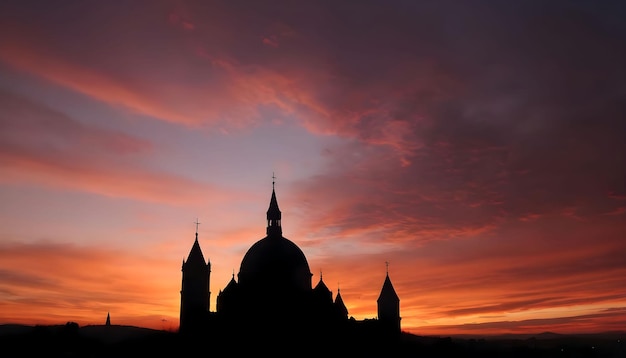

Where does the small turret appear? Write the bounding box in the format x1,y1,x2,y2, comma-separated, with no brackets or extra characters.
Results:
334,287,349,320
266,174,282,237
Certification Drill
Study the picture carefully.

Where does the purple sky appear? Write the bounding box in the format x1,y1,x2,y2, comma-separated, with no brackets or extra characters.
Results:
0,0,625,335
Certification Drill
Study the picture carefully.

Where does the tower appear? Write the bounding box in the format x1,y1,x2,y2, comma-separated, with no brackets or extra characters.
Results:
377,263,401,336
179,224,211,334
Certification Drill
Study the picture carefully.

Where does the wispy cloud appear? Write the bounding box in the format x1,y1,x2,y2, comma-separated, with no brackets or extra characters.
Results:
0,91,225,204
0,240,180,327
0,0,624,335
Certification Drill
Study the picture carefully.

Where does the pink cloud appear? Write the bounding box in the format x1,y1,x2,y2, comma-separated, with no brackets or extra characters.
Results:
168,12,195,31
0,91,225,204
0,41,202,125
0,0,625,336
0,16,430,164
262,36,279,48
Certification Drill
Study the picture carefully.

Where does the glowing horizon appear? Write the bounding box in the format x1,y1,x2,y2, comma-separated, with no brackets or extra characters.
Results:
1,0,625,336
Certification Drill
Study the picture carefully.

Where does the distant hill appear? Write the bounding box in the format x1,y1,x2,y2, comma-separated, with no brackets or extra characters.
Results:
80,324,164,344
424,330,626,341
0,323,163,344
0,324,34,336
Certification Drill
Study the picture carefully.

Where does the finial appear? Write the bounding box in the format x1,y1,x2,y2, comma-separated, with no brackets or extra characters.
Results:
385,260,389,275
194,218,201,236
232,268,235,278
320,269,323,281
272,172,276,190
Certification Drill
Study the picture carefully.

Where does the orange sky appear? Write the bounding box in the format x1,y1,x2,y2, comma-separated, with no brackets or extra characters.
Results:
0,0,625,336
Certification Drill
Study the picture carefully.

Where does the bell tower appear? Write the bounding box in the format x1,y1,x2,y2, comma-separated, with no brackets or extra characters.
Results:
377,262,401,336
179,220,211,333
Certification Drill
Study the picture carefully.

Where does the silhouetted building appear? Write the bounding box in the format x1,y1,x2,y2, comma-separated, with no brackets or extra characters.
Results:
378,268,401,336
105,312,110,326
179,182,401,342
179,229,210,334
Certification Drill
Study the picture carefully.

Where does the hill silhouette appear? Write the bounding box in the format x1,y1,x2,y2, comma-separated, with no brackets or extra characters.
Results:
1,323,624,358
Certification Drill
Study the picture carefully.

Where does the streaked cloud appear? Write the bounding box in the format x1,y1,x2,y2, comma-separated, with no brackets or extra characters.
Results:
0,91,229,204
0,0,624,336
0,240,180,328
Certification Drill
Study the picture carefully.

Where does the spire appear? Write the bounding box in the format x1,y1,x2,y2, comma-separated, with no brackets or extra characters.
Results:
313,269,332,303
313,270,330,292
378,262,399,303
378,273,399,302
266,173,282,237
184,227,208,269
105,312,111,326
334,287,349,318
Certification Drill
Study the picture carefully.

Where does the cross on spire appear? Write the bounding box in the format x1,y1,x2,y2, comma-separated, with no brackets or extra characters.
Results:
194,218,201,235
385,260,389,275
272,172,276,189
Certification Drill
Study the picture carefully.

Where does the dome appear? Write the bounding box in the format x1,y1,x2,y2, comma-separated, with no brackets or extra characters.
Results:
236,185,312,293
238,235,312,292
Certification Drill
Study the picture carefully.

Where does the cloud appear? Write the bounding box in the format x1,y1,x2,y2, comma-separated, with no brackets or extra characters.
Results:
295,213,626,333
0,90,152,155
0,0,448,161
1,0,625,335
0,240,181,328
262,36,280,48
0,91,224,204
415,309,626,335
279,0,626,253
0,40,202,125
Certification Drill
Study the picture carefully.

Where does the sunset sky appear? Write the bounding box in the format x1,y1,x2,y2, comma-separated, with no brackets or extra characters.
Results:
0,0,625,336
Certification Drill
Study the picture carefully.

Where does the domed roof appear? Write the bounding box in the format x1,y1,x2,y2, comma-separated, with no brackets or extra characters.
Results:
239,235,311,290
237,186,312,292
